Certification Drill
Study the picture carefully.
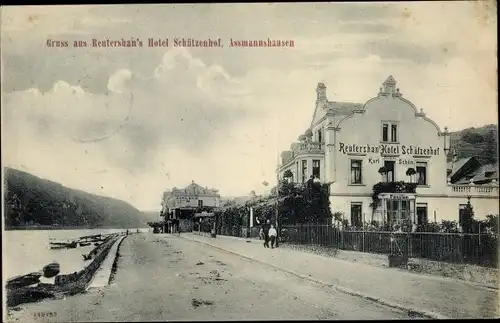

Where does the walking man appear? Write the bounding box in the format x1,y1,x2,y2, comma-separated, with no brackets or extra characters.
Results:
262,219,271,248
269,224,277,249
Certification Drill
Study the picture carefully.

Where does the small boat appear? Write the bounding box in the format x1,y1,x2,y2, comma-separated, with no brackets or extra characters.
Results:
94,242,102,246
82,254,92,261
79,242,91,247
79,234,102,240
50,241,77,249
42,263,60,278
6,272,42,289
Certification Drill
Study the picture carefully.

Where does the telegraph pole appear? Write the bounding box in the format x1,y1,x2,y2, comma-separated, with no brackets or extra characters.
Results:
275,144,280,248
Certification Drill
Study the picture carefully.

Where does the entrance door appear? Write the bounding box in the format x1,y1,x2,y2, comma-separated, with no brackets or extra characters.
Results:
386,198,412,230
416,203,428,226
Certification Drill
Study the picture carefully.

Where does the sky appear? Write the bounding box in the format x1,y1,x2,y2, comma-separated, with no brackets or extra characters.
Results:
1,2,497,211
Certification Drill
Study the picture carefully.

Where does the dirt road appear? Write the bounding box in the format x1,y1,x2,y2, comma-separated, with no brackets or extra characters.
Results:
7,233,418,321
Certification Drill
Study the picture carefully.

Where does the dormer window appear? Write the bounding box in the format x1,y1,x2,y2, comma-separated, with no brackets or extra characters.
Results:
382,121,398,143
317,128,323,143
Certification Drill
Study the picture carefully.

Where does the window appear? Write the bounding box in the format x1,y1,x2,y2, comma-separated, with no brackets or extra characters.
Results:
350,159,363,184
301,160,307,183
317,129,323,143
391,124,398,142
384,160,395,182
382,122,398,143
312,160,320,179
350,203,362,228
296,162,299,183
198,200,203,208
382,124,389,142
400,200,410,223
416,162,427,185
416,203,428,226
386,200,399,227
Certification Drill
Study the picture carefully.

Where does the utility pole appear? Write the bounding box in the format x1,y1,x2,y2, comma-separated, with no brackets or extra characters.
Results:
275,148,280,248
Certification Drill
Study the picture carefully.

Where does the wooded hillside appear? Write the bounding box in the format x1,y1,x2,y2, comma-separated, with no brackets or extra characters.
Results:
449,124,498,165
3,167,147,229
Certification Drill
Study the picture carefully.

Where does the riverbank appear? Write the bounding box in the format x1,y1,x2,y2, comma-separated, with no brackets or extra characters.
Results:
3,229,135,280
6,233,127,308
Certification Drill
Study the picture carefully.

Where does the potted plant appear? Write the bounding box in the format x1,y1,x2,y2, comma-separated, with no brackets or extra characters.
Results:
378,166,387,182
406,167,416,183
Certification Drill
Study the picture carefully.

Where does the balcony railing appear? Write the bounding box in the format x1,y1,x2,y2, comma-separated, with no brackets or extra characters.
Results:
448,185,499,196
282,141,325,164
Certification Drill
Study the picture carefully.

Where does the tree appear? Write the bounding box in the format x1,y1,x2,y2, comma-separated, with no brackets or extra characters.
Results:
277,181,331,225
283,170,293,181
484,214,499,234
461,130,484,145
406,167,416,183
482,129,498,164
459,197,475,233
440,220,460,233
332,212,343,226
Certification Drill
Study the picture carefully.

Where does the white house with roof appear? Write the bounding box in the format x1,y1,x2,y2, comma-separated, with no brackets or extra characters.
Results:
161,181,221,232
278,76,499,229
162,181,221,214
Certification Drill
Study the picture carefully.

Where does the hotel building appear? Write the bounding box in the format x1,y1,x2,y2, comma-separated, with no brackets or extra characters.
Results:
278,76,499,229
161,181,221,232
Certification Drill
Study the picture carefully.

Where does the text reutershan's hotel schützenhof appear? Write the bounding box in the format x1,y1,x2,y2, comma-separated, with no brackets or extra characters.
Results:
46,37,296,48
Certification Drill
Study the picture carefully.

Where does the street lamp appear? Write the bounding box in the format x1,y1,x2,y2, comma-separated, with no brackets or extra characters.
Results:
442,126,451,155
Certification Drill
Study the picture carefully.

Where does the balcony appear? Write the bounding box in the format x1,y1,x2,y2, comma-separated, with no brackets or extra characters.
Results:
281,142,325,165
448,184,499,197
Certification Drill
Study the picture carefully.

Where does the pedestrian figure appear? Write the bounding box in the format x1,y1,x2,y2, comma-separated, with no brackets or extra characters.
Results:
269,224,277,249
262,220,271,248
259,228,264,240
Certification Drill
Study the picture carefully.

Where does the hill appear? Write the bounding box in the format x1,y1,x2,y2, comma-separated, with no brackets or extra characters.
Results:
3,167,147,229
449,124,498,165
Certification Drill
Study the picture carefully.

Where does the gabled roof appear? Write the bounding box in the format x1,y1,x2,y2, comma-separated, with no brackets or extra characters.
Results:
383,75,397,85
449,157,474,177
326,101,363,115
171,181,219,197
470,163,499,183
311,100,363,128
450,159,498,184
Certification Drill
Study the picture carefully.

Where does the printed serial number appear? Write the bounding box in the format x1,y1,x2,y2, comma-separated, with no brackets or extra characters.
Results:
33,312,57,318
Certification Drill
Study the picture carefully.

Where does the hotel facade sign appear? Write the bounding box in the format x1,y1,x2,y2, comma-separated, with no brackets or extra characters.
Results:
338,142,440,156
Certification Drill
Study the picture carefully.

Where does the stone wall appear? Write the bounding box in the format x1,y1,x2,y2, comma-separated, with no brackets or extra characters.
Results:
55,235,120,288
7,234,124,307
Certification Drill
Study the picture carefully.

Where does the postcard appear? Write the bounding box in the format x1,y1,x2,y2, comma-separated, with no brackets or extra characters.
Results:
2,2,498,322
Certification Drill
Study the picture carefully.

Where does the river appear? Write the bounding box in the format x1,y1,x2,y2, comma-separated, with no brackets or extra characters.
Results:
3,228,150,281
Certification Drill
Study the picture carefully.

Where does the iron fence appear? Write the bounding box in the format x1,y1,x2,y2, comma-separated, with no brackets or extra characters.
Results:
277,225,498,268
216,226,261,239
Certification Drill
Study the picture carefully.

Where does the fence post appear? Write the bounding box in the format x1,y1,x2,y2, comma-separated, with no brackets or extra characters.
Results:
479,223,481,245
362,218,365,252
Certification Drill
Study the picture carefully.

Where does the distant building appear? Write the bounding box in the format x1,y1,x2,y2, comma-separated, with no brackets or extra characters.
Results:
447,156,498,185
278,76,499,229
161,181,221,232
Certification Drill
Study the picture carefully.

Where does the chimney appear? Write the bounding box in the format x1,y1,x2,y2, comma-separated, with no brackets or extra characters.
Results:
316,82,327,103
